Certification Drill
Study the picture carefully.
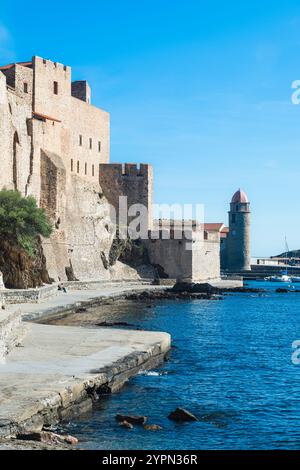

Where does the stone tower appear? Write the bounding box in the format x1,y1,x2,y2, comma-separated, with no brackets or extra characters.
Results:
226,189,251,271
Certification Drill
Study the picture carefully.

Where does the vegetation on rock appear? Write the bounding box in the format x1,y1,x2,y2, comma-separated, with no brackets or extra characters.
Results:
0,190,52,257
0,190,53,288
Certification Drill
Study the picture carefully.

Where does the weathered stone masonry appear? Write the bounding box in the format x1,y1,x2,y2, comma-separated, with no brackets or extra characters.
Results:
0,56,154,282
0,55,221,284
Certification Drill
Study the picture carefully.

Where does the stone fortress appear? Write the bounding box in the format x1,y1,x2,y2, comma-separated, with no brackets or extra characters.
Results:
0,56,250,286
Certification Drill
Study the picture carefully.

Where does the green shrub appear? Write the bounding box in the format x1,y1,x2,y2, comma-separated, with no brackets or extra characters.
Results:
0,189,52,257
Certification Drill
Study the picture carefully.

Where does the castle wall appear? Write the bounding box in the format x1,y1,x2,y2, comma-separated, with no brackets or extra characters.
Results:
0,71,33,196
0,60,116,282
99,163,153,229
145,232,193,281
192,237,220,282
69,96,110,180
41,157,115,281
0,73,12,189
71,81,91,103
144,229,220,282
33,57,71,122
0,56,221,286
32,57,109,185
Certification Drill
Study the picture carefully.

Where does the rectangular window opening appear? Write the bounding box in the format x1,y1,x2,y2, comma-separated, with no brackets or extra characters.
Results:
53,81,58,95
23,82,28,93
77,161,80,173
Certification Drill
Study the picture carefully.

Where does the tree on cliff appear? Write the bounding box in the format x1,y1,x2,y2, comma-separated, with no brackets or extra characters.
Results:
0,189,52,257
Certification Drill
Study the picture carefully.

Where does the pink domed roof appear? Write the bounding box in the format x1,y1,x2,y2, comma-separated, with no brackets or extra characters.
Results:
231,189,249,204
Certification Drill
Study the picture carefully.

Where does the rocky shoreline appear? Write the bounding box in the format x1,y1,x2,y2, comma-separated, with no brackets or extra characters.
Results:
0,280,263,450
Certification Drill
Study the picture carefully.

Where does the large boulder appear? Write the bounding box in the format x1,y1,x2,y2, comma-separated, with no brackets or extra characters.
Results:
172,282,220,295
168,407,198,422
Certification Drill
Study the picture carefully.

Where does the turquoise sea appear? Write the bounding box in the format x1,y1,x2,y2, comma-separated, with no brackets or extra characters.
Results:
63,281,300,450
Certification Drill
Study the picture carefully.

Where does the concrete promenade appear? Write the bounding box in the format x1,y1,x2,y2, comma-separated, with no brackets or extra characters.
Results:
0,282,171,440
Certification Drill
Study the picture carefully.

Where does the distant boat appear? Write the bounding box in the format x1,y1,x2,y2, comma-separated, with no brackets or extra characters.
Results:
266,274,291,282
266,237,292,282
290,276,300,283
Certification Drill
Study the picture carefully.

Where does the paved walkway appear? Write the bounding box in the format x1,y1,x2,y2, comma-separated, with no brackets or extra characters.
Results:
0,322,170,437
19,283,165,321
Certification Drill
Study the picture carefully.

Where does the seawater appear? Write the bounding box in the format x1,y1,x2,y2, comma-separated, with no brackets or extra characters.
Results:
63,281,300,450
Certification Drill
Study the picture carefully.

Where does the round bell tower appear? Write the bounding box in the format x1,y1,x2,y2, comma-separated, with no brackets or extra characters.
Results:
226,189,251,271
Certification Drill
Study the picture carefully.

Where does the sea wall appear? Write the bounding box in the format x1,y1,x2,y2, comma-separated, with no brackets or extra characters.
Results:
0,309,28,360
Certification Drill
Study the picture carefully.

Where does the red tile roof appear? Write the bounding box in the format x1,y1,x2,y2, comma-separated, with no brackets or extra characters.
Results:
231,189,249,203
0,61,32,71
204,223,225,232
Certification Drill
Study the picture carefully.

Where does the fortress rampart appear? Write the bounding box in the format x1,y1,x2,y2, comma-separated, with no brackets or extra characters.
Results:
0,56,221,284
99,163,153,229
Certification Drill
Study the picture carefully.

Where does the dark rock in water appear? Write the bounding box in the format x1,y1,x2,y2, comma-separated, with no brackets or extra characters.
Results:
125,289,220,302
171,282,266,295
116,414,147,425
168,407,198,422
96,321,136,327
143,424,163,431
171,282,220,294
276,288,289,293
119,420,133,429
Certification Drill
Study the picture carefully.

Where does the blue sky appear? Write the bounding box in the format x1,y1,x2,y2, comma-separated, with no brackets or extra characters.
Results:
1,0,300,256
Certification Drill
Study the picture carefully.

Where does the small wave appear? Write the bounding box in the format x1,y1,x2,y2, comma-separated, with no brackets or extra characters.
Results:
138,370,165,376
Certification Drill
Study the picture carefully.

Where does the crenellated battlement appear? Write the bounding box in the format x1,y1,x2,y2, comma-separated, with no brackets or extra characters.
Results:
99,163,151,178
35,56,71,74
148,228,195,241
99,163,153,229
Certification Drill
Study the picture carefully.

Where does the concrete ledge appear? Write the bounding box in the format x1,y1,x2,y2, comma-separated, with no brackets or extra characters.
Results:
0,285,59,304
0,323,171,437
63,279,153,291
0,309,28,360
0,280,153,305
